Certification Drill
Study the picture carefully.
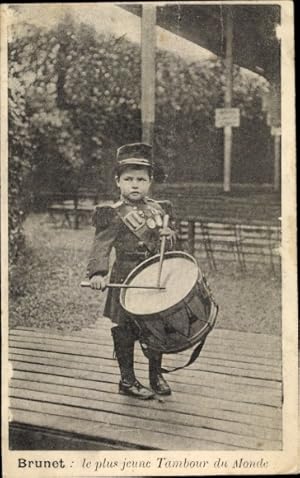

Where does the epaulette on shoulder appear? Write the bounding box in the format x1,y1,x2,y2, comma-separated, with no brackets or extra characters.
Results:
157,199,173,211
145,197,163,207
146,197,172,205
157,199,175,219
157,199,172,208
111,199,124,209
93,202,121,228
94,200,123,210
94,201,112,209
146,197,173,212
145,197,155,203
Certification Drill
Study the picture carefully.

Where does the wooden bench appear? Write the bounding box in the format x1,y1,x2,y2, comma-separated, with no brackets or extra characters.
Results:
46,203,281,272
179,219,281,273
47,201,95,229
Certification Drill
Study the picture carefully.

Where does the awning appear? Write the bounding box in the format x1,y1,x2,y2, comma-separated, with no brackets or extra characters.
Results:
119,4,281,83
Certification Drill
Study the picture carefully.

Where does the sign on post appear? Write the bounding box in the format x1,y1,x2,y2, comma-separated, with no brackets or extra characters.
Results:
215,108,240,128
271,126,281,136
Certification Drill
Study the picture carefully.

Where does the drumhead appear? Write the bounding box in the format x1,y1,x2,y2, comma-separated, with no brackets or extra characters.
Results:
121,252,199,316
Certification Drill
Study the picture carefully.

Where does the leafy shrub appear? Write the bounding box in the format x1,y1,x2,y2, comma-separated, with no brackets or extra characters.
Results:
8,76,32,265
8,14,271,265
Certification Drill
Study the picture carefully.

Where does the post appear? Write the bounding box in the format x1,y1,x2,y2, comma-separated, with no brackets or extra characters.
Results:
141,5,156,145
223,7,233,192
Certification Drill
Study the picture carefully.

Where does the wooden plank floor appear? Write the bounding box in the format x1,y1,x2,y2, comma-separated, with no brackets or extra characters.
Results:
8,320,282,450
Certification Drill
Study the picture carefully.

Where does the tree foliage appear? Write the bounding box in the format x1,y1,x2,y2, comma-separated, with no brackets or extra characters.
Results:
8,75,32,264
8,15,270,261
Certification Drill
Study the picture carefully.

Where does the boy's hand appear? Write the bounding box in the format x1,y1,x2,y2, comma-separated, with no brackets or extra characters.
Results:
160,226,174,240
90,274,107,291
160,226,176,248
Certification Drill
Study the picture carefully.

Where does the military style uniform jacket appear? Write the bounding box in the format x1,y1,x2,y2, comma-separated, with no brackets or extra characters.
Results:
87,197,178,325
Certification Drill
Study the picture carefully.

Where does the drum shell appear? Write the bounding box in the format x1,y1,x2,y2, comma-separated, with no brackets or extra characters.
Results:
120,252,218,354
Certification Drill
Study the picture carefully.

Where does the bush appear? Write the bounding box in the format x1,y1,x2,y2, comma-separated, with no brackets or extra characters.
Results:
8,14,271,257
8,76,32,264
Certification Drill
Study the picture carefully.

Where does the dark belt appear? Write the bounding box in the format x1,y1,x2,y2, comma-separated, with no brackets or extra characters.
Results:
120,251,151,261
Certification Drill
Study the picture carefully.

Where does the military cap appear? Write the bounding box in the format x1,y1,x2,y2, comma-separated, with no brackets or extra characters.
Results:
116,142,153,168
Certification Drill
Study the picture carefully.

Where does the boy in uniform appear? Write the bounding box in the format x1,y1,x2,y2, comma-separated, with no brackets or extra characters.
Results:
87,143,177,400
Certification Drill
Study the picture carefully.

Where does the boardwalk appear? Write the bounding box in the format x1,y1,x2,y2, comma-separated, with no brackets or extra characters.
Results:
8,320,282,450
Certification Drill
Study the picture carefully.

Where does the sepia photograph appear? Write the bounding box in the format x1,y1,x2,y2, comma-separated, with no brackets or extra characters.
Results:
1,1,297,476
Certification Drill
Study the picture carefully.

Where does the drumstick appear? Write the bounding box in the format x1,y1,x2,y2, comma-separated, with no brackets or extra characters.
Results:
157,214,169,288
80,281,165,290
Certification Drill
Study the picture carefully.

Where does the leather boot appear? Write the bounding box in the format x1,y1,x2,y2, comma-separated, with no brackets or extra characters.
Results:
111,326,155,400
149,351,172,396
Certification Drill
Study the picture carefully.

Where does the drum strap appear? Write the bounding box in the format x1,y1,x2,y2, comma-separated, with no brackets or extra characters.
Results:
159,298,218,373
159,338,207,374
139,299,219,373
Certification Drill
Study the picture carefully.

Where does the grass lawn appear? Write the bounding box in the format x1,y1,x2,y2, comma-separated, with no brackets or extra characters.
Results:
9,214,281,336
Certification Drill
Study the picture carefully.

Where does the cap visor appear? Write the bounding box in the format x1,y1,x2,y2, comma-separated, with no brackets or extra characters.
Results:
118,158,152,167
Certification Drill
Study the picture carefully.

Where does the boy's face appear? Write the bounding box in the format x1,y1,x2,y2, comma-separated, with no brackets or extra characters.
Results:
116,166,152,202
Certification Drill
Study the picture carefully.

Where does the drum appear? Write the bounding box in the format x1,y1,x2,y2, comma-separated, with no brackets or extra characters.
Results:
120,251,218,355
